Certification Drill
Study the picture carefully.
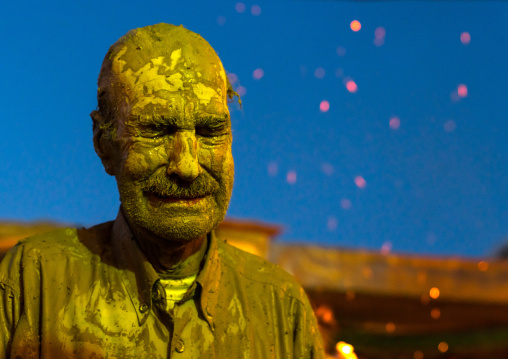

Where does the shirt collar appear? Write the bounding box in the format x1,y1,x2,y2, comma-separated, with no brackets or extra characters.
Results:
110,209,222,329
111,210,159,326
195,230,221,331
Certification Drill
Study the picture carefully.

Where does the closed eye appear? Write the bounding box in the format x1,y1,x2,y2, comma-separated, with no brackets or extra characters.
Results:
138,124,177,138
195,125,229,137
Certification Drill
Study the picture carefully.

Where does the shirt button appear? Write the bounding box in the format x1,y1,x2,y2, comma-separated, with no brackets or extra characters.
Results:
175,338,185,353
139,303,149,313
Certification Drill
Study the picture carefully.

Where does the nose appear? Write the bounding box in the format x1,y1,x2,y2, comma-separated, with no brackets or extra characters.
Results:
167,131,201,181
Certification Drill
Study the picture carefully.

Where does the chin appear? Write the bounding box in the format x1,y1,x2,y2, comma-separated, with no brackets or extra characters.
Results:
122,199,227,243
144,214,220,242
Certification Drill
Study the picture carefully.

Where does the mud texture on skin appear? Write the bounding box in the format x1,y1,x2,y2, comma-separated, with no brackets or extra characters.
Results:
97,24,240,130
92,24,235,251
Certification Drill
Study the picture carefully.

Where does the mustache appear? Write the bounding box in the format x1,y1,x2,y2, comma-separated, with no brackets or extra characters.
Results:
142,170,220,199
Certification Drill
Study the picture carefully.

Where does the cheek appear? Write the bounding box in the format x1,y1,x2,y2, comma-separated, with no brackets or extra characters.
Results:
122,143,166,181
199,144,232,178
222,151,234,189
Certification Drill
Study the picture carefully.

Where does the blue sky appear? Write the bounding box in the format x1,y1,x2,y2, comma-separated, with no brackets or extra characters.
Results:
1,1,507,257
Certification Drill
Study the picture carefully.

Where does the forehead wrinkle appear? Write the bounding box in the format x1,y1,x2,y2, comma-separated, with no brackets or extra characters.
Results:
129,115,179,127
196,115,230,127
109,43,228,111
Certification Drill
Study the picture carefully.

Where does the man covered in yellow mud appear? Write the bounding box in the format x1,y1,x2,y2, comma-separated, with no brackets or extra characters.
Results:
0,23,324,358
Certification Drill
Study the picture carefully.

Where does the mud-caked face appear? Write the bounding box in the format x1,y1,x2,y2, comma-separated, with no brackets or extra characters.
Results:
107,28,234,242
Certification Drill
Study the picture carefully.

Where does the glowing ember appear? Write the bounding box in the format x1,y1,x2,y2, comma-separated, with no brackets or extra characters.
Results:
431,308,441,319
460,31,471,45
443,120,456,133
336,342,354,355
321,163,334,175
251,4,261,16
287,171,297,184
314,67,325,79
346,80,358,93
327,217,338,231
450,90,460,103
362,266,373,279
350,20,361,32
457,84,468,97
316,305,334,324
438,342,449,353
319,100,330,112
389,116,400,130
235,2,246,13
252,68,264,80
385,322,396,333
267,162,278,176
417,271,427,284
236,86,247,96
478,261,489,271
227,73,238,84
354,176,366,188
341,198,352,210
373,37,384,47
380,241,392,255
413,350,424,359
374,26,386,46
216,16,226,26
429,287,440,299
420,294,430,305
375,26,386,38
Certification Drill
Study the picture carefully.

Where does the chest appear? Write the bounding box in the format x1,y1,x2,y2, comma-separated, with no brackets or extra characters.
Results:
24,260,291,358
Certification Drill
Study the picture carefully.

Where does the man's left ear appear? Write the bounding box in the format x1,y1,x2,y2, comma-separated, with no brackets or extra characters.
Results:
90,110,117,176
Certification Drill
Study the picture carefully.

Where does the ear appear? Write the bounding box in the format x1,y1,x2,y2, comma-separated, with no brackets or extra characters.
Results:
91,110,117,176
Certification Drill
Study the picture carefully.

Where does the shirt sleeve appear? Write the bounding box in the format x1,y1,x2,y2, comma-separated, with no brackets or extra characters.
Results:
0,244,22,359
293,286,326,359
0,241,42,359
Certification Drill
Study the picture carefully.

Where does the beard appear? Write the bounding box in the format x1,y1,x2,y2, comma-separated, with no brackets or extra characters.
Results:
118,166,232,243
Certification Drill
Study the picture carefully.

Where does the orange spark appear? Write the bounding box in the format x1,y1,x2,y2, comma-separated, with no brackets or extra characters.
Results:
457,84,468,97
385,322,396,333
320,100,330,112
252,68,264,80
431,308,441,319
460,32,471,45
346,80,358,93
438,342,449,353
429,287,440,299
354,176,366,188
251,4,261,16
350,20,361,32
389,116,400,130
287,171,297,184
478,261,489,271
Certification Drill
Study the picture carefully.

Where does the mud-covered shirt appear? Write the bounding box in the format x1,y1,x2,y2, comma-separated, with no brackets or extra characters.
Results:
0,211,324,358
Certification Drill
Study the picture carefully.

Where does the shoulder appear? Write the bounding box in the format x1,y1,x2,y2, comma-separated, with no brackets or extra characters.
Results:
0,222,114,293
1,221,114,269
216,239,324,354
217,239,308,301
17,227,82,254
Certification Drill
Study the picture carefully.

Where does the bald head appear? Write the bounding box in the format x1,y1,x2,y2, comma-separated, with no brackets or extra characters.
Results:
96,23,239,126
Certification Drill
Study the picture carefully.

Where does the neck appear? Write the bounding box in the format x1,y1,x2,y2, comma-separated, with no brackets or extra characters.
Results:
127,220,208,278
